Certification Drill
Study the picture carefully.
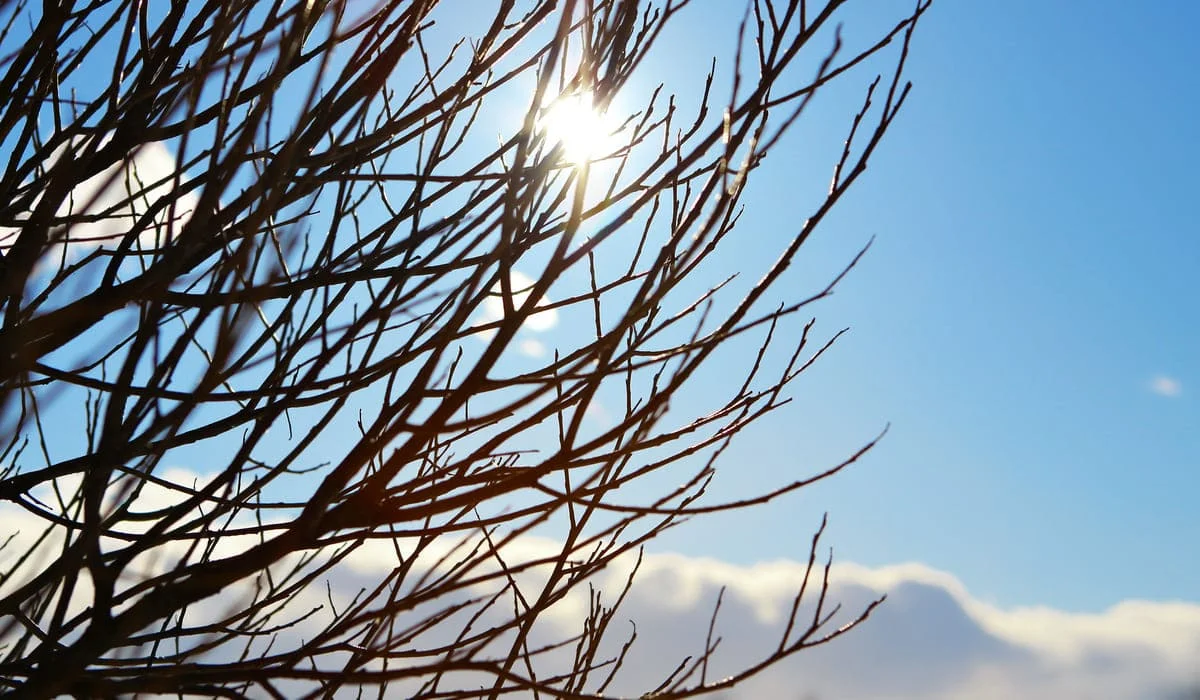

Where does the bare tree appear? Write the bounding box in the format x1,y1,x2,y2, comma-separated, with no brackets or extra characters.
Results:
0,0,929,697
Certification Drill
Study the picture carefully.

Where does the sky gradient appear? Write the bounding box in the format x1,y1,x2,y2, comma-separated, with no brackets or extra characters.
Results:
2,1,1196,696
621,0,1200,614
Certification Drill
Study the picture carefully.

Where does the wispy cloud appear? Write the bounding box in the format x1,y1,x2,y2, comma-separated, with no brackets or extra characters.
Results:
1149,375,1183,398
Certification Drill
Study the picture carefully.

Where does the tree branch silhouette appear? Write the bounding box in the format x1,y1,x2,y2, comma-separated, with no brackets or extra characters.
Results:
0,0,930,696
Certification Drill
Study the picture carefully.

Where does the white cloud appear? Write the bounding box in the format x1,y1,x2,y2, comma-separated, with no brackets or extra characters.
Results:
0,137,198,268
473,269,560,343
452,553,1196,700
301,540,1200,699
1149,375,1183,398
519,337,546,357
3,474,1198,699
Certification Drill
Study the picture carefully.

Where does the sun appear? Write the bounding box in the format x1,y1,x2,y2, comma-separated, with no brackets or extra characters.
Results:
536,91,618,165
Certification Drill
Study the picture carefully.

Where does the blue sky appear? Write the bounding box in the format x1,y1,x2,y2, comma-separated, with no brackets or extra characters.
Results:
630,1,1200,613
15,0,1194,615
2,1,1198,696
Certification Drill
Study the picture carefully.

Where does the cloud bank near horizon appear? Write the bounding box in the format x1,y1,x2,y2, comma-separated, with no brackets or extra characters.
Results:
2,473,1197,699
565,553,1200,699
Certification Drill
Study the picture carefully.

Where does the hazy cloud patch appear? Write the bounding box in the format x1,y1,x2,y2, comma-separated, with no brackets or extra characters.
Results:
1149,375,1183,398
472,269,560,350
519,337,546,357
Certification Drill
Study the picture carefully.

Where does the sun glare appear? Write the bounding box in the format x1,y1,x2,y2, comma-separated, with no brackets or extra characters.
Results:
537,91,617,165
